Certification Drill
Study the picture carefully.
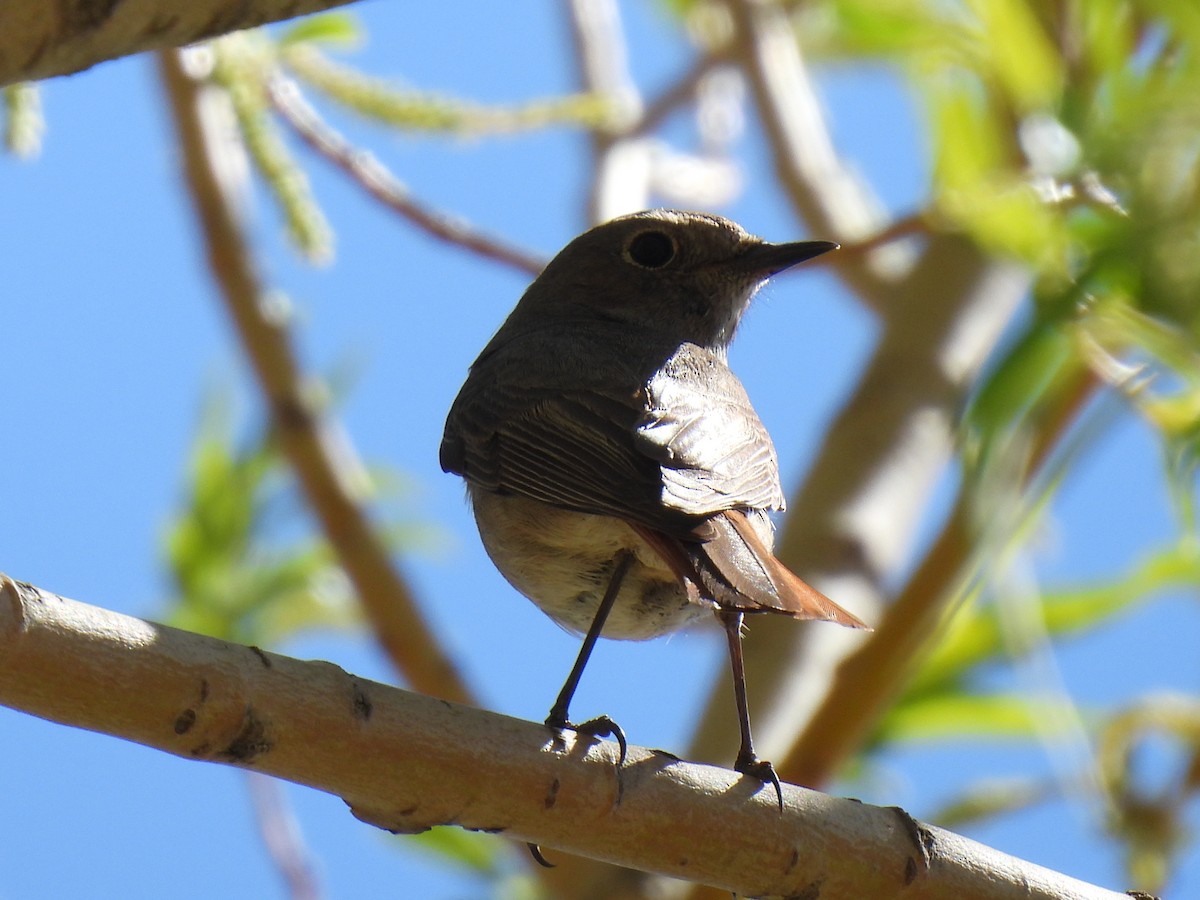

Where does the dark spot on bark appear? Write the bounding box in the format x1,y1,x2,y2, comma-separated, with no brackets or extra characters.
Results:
905,856,919,885
138,11,180,40
65,0,122,30
218,708,271,762
786,848,800,873
174,709,197,735
249,646,272,668
782,881,822,900
352,679,373,720
199,679,210,702
544,778,560,809
398,805,418,816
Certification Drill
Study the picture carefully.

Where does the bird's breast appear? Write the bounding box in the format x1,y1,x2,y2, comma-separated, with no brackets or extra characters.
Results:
466,486,712,640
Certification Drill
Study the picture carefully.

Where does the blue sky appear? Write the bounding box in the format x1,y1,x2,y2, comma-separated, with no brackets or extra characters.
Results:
2,2,1197,897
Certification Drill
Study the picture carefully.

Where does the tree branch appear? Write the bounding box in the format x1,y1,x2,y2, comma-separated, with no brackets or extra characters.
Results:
780,368,1101,788
266,72,548,277
722,0,907,307
0,574,1137,900
157,48,472,705
0,0,359,86
564,0,650,222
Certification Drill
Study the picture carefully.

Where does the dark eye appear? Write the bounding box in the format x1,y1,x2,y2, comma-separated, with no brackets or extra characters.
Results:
625,231,676,269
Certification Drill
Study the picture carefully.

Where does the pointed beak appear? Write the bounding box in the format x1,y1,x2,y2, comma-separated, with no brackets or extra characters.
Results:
736,239,838,277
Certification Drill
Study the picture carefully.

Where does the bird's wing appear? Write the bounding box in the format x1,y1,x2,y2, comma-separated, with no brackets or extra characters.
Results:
634,343,785,516
440,338,782,537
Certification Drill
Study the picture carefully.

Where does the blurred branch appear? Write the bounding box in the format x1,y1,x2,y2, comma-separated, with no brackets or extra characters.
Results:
722,0,906,306
780,367,1099,788
267,72,547,276
0,574,1139,900
247,772,323,900
157,48,472,705
0,0,359,86
834,212,928,261
564,0,651,222
628,50,730,138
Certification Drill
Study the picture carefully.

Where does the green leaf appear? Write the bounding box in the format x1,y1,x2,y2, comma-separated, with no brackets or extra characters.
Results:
910,542,1200,697
876,692,1056,743
281,45,613,135
211,35,334,264
3,82,43,158
929,776,1058,828
403,826,503,874
278,12,362,48
966,0,1063,112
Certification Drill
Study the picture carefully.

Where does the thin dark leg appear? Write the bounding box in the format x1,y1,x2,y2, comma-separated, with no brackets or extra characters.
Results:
719,609,783,811
545,550,634,763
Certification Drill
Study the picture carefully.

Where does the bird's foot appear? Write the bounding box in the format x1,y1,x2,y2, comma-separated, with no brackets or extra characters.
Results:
734,751,784,812
545,712,628,765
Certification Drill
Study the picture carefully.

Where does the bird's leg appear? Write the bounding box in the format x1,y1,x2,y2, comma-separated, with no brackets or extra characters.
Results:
545,550,634,764
718,609,783,811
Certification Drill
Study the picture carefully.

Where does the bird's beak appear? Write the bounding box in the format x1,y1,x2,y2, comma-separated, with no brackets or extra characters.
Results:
736,240,838,277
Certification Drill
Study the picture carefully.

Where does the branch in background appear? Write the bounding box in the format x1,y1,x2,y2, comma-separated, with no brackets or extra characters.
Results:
780,368,1101,788
835,212,928,261
157,48,473,705
564,0,651,222
247,772,323,900
0,575,1140,900
628,50,730,139
267,73,549,277
0,0,359,86
723,0,907,307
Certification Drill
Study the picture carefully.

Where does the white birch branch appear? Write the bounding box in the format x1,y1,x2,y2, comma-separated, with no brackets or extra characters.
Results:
0,573,1136,900
0,0,359,86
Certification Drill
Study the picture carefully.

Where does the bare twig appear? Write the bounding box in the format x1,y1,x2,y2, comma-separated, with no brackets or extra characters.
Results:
0,574,1138,900
834,212,929,260
564,0,650,222
247,772,323,900
266,73,548,277
157,48,473,705
722,0,907,306
629,50,730,138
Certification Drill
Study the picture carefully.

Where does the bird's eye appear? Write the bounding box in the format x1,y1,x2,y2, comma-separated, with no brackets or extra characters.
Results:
625,231,676,269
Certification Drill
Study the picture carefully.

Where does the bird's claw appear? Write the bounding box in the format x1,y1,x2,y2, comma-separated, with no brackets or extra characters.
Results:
545,713,628,765
735,754,784,812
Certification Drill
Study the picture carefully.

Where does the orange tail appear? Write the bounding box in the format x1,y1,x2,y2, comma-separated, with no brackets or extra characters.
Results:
631,511,870,630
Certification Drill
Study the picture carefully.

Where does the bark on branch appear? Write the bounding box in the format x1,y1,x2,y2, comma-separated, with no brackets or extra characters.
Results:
0,0,359,86
0,573,1134,900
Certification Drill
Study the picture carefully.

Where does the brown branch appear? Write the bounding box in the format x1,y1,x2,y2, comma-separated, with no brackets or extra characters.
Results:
564,0,650,222
722,0,905,307
246,772,323,900
628,50,730,138
833,212,929,261
157,48,472,705
780,367,1101,788
266,73,548,278
0,574,1139,900
0,0,360,86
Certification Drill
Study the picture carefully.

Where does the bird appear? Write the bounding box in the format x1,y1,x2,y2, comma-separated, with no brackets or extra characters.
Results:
440,209,868,805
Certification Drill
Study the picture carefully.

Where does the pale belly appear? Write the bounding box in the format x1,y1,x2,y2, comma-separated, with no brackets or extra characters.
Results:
467,487,714,640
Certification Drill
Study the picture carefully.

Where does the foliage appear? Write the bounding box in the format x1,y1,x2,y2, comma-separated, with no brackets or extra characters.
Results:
162,393,358,645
